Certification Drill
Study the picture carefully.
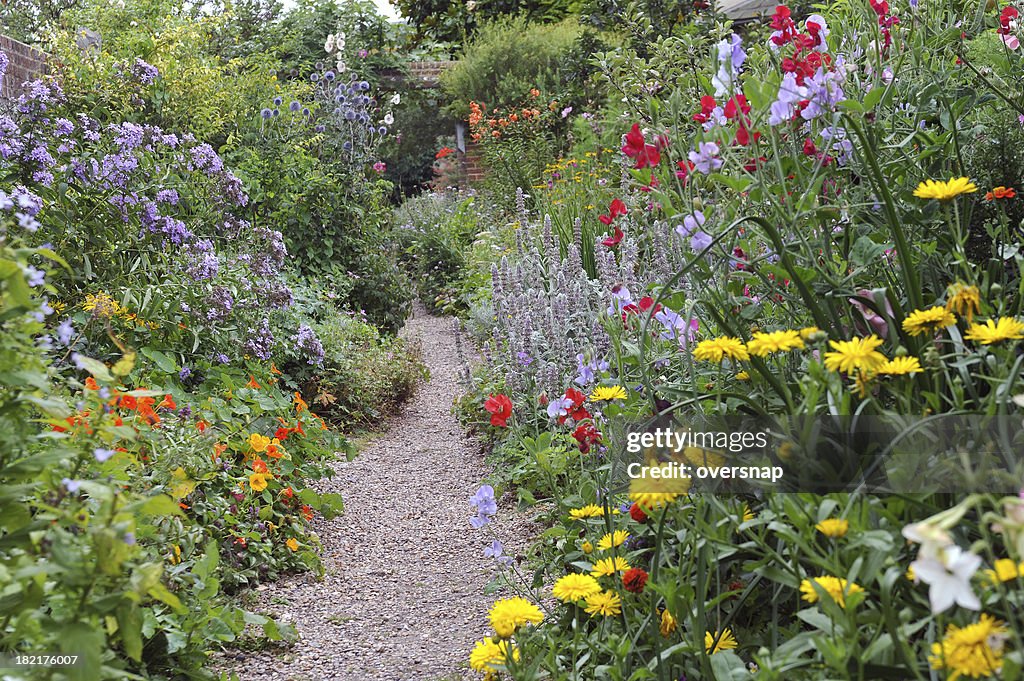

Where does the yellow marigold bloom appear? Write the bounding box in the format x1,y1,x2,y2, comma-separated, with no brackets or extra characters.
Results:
823,335,886,375
741,504,755,522
929,614,1007,681
488,597,543,638
82,292,127,319
469,638,519,673
983,558,1024,584
705,628,738,654
569,504,604,520
878,356,923,376
815,518,849,538
584,590,622,617
746,330,805,357
286,538,299,551
581,541,594,554
596,530,630,551
964,317,1024,345
913,176,978,200
659,609,677,637
629,490,680,511
590,556,630,578
800,576,864,608
693,336,749,363
590,385,628,402
248,433,271,452
902,306,957,336
736,371,750,381
249,472,269,492
552,573,602,602
946,282,981,323
799,326,822,340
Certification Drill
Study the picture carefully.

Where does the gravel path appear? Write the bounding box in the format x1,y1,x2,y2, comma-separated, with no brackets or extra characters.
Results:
223,306,529,681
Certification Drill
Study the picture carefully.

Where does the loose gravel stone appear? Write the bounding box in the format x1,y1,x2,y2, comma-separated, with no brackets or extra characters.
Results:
220,307,533,680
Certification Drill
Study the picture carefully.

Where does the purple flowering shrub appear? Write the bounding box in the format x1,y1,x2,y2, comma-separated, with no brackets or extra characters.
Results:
0,69,330,365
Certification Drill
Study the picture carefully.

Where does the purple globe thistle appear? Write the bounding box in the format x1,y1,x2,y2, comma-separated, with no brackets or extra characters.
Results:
260,108,273,119
289,100,301,112
273,96,283,106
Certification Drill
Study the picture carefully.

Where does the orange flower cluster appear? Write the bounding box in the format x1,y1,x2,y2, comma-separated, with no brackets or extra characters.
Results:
468,99,544,142
986,186,1016,200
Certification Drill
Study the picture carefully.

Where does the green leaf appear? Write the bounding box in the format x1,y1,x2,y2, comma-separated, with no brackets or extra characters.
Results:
72,355,113,382
116,603,144,661
140,347,177,373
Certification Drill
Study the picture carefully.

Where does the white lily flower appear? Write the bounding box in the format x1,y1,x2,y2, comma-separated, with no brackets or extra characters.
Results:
910,544,981,614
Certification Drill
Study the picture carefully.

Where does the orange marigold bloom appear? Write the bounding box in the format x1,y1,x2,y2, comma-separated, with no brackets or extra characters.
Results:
985,186,1016,200
84,377,99,390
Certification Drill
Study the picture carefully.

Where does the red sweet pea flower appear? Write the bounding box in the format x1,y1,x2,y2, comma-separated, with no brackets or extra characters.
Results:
598,198,628,225
637,297,663,315
601,227,624,248
571,422,602,453
622,567,649,593
676,160,694,183
621,123,661,168
484,394,513,427
803,139,818,156
693,96,717,123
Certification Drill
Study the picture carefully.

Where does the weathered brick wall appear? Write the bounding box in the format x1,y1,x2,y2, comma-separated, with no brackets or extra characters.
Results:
0,34,49,100
462,143,486,186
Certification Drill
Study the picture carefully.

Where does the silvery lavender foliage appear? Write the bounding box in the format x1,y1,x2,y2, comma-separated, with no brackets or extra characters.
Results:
489,203,610,398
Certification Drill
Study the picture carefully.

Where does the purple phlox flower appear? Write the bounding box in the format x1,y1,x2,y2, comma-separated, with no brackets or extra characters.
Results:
123,532,137,545
62,478,80,493
94,447,114,462
561,106,572,118
56,318,75,346
675,210,706,237
131,58,159,84
688,142,722,174
54,118,75,136
179,366,192,381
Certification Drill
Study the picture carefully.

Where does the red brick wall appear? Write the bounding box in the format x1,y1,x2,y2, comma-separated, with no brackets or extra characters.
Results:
0,34,49,100
462,143,486,186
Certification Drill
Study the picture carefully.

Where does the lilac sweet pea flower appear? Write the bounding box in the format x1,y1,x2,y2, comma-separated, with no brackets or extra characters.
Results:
689,142,723,174
690,231,714,252
470,485,498,528
675,210,705,237
547,395,574,419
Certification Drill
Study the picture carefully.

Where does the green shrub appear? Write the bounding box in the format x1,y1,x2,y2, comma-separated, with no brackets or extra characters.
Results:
440,15,581,120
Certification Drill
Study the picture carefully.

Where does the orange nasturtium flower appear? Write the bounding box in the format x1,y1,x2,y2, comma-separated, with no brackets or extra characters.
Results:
249,472,270,492
286,538,299,551
985,186,1016,200
294,392,309,413
246,375,261,389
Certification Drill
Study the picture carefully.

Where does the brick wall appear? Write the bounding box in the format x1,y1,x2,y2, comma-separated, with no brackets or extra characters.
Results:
0,34,49,101
462,143,486,186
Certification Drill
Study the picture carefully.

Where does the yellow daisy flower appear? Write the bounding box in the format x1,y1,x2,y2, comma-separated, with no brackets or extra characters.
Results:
469,638,519,673
746,329,804,357
705,628,738,654
964,317,1024,345
913,177,978,200
569,504,605,520
552,573,602,602
929,615,1007,680
877,356,923,376
902,306,956,336
590,556,630,578
488,597,543,638
590,385,628,402
584,590,622,617
815,518,849,538
823,335,886,375
692,337,749,363
596,530,630,551
799,576,864,608
946,282,981,323
799,326,822,340
983,558,1024,584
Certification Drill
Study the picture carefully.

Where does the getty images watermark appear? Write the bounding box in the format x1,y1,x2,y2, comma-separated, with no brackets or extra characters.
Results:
624,427,783,484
